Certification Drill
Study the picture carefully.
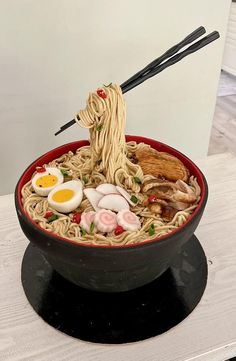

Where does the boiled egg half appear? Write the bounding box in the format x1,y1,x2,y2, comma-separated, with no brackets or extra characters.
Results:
48,180,83,213
32,167,64,196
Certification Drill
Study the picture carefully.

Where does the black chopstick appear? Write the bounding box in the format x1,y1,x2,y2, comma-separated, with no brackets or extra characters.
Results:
55,28,219,136
120,26,206,90
55,119,75,135
55,27,205,136
122,31,220,94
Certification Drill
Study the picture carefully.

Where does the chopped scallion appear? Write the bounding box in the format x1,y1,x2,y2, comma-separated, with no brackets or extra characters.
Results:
48,214,58,223
96,124,103,132
130,195,138,204
80,227,86,236
60,169,68,176
133,176,142,184
82,176,88,184
90,222,95,234
148,223,155,236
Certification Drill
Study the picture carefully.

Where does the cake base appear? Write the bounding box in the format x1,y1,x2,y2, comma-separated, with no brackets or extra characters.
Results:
21,235,207,344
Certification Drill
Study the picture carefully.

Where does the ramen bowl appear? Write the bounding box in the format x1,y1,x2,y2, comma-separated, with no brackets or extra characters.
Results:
15,136,208,292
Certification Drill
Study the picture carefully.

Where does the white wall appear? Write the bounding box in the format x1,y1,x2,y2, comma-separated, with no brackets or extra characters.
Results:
222,1,236,76
0,0,231,195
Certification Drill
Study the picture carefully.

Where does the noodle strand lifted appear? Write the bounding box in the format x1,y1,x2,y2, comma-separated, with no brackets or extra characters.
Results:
75,84,143,192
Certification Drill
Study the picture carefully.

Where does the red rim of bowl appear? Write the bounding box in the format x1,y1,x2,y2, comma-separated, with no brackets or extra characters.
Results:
16,135,207,249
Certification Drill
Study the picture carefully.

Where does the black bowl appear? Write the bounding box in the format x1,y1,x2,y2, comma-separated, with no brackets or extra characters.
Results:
15,136,208,292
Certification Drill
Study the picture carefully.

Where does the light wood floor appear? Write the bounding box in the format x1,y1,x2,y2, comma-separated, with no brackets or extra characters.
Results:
208,71,236,156
208,94,236,155
209,73,236,361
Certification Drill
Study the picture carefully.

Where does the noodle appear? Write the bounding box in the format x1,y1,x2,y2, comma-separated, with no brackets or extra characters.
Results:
21,84,201,246
76,84,143,192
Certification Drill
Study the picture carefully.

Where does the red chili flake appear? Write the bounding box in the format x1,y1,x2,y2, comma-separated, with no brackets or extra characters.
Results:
36,166,46,173
96,89,107,99
45,211,54,219
114,225,124,236
72,213,81,224
148,195,158,204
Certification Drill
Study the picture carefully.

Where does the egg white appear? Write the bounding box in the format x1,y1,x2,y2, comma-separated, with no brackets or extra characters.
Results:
48,180,83,213
32,167,64,196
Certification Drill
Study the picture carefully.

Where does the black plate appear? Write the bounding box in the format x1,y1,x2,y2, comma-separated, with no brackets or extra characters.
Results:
21,235,207,344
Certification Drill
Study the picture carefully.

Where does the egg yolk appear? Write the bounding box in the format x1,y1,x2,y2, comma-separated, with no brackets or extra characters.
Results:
52,189,74,203
36,175,58,188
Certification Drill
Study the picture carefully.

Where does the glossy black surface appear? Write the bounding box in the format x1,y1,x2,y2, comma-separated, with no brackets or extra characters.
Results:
21,235,207,344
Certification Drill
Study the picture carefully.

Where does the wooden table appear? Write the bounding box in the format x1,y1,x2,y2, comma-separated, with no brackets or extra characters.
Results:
1,152,236,361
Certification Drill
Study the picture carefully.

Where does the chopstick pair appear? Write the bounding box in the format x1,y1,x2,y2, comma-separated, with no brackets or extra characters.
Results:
55,27,220,136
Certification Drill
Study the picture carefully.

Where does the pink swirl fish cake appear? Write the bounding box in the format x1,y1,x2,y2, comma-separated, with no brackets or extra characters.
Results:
80,211,97,233
95,209,117,233
117,210,141,231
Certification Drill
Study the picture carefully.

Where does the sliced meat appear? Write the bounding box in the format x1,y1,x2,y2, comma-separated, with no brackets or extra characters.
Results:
142,178,196,204
148,202,162,214
136,147,189,182
172,190,196,204
168,201,189,210
176,179,195,195
174,180,196,203
142,179,177,201
161,206,178,222
141,179,176,193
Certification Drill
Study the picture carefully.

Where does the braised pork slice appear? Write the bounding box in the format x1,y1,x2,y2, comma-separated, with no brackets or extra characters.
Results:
141,179,197,204
136,148,189,182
